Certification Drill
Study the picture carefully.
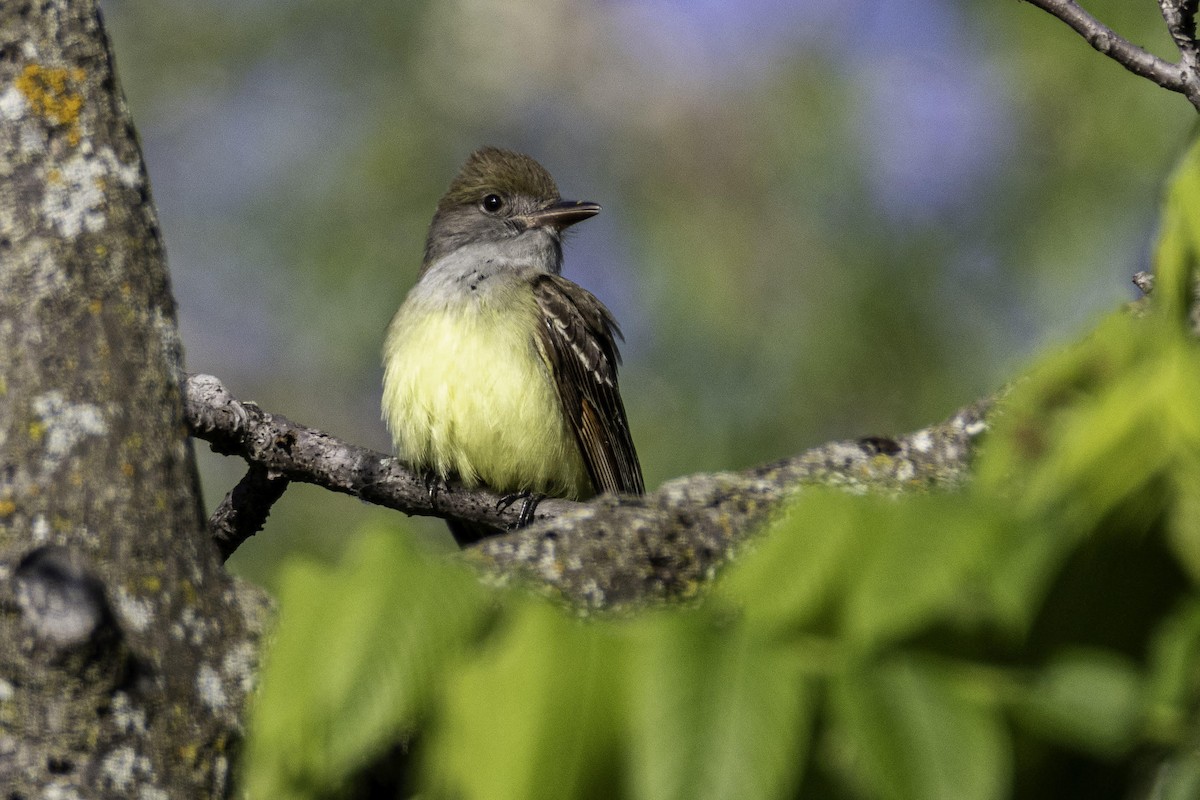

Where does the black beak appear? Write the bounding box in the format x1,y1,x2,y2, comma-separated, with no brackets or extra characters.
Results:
520,199,601,231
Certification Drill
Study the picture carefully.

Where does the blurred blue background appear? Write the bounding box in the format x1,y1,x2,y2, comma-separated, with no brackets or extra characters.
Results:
101,0,1192,589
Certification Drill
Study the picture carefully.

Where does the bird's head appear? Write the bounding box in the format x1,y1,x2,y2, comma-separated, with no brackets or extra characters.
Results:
423,147,600,268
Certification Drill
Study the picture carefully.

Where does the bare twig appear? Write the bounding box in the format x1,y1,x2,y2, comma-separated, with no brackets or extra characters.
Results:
1160,0,1200,86
1022,0,1200,109
209,465,291,561
182,374,574,540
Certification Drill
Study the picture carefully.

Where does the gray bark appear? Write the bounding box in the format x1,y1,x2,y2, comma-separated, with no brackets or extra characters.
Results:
0,2,263,797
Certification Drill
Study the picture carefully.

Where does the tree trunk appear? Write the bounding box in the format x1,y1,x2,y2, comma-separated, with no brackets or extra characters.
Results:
0,2,262,796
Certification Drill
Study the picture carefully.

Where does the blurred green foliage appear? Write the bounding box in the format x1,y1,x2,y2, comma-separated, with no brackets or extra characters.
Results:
241,138,1200,798
98,0,1195,589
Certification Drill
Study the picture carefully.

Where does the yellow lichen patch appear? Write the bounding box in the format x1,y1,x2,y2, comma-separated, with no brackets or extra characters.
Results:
140,575,161,592
27,420,44,442
0,500,16,517
15,64,86,146
88,298,102,315
120,462,135,477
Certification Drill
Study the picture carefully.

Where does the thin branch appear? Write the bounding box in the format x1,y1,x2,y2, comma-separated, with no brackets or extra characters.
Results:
1160,0,1200,82
1022,0,1200,108
209,465,291,561
182,374,580,537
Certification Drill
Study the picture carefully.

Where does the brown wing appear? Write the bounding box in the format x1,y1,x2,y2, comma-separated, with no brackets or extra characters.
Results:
531,273,644,496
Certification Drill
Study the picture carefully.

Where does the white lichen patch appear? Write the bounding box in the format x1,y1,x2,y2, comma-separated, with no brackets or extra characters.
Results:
0,85,27,121
31,514,50,544
110,691,148,735
114,587,153,633
100,746,137,792
138,788,169,800
828,442,868,466
171,605,217,646
910,430,934,453
41,151,107,237
41,783,84,800
32,391,107,470
580,578,604,607
211,756,229,795
96,144,142,189
536,539,562,581
222,640,258,698
152,307,185,381
0,678,13,702
196,663,227,711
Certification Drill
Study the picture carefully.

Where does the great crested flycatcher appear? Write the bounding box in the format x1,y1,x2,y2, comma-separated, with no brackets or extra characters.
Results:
382,147,643,543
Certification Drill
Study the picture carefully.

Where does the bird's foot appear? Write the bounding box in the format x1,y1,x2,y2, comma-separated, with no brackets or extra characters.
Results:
496,491,545,529
421,468,449,509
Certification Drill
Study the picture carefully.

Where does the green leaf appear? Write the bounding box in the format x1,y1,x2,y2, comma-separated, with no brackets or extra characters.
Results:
831,654,1009,800
723,490,1004,648
980,515,1078,638
841,495,998,649
1151,751,1200,800
977,314,1196,537
423,600,623,800
1013,648,1144,757
243,523,488,799
622,611,813,800
1169,464,1200,583
1147,599,1200,738
716,489,864,632
1154,135,1200,326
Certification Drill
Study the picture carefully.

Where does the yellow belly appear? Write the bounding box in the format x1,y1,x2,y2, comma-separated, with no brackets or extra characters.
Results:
382,288,591,499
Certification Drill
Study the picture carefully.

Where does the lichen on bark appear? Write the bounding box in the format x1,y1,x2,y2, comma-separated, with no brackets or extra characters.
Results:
0,2,263,796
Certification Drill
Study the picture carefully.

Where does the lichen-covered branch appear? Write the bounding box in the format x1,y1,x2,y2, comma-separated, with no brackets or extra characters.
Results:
183,373,578,533
184,372,992,608
467,400,992,609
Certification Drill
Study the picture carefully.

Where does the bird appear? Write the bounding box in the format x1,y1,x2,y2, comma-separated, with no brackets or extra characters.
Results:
382,146,643,544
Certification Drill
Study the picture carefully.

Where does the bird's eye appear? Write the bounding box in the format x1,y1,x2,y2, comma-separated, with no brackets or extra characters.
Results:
481,194,505,214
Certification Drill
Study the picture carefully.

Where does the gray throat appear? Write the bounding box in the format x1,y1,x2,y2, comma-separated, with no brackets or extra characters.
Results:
410,231,563,305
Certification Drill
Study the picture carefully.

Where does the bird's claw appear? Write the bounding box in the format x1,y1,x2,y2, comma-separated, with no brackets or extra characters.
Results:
496,491,544,529
422,468,448,509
